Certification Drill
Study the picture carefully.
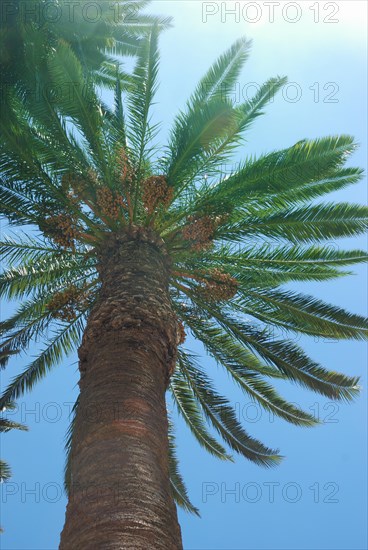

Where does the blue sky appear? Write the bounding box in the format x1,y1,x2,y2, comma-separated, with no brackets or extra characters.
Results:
1,1,367,549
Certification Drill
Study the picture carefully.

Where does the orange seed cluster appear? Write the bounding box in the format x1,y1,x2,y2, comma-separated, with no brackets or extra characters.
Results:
200,269,238,301
46,285,90,322
182,215,218,251
42,214,80,249
142,176,174,214
116,147,135,187
177,320,186,345
96,187,125,220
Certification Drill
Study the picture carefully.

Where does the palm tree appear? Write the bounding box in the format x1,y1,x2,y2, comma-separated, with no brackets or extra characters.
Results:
0,32,367,548
0,0,171,115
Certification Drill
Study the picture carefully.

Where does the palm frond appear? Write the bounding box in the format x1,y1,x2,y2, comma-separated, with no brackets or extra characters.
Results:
168,418,200,515
0,315,85,408
165,98,238,190
64,396,79,494
219,202,368,243
127,25,160,174
164,76,288,193
0,419,28,432
189,36,251,105
207,309,361,401
0,294,56,365
0,255,96,300
178,351,282,467
46,40,108,178
184,320,318,426
238,289,368,340
170,369,232,460
204,135,361,209
0,460,12,482
0,233,84,265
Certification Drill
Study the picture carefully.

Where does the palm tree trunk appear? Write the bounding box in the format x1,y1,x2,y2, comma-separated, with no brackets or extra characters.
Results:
59,232,183,549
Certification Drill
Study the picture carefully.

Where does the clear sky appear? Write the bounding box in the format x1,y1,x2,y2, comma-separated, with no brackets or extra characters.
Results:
1,1,367,549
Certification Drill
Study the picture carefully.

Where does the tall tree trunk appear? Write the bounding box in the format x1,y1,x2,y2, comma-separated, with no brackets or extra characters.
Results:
60,231,183,549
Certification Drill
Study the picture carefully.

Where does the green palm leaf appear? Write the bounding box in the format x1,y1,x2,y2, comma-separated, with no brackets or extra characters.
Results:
0,315,85,409
215,135,359,200
178,351,282,467
46,41,107,176
220,202,368,243
0,402,28,496
185,321,318,426
189,36,251,104
168,419,200,516
216,313,360,401
170,369,231,460
238,289,368,340
127,25,160,172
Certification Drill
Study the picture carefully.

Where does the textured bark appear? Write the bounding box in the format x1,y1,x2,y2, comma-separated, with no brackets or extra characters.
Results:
60,230,183,549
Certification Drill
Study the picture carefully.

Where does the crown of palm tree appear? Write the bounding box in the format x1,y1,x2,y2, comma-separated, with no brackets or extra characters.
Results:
1,30,367,513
